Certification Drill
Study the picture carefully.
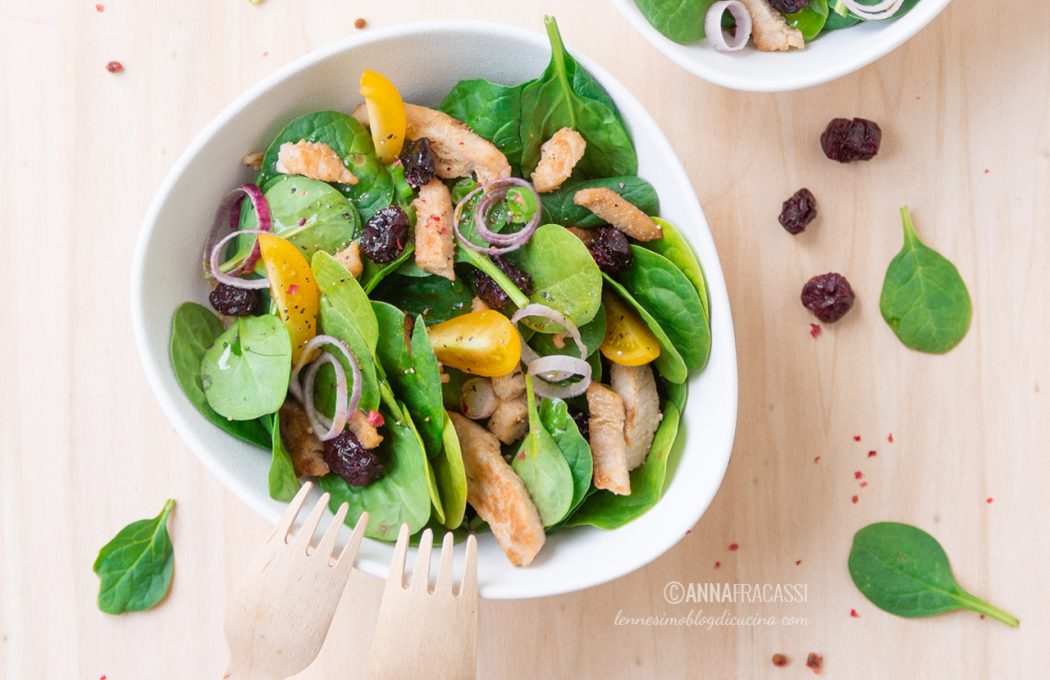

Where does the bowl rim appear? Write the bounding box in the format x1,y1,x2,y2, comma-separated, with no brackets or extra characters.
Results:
609,0,952,92
131,19,739,599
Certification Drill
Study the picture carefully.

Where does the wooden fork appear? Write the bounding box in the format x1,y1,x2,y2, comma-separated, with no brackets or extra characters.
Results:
223,482,368,680
368,525,479,680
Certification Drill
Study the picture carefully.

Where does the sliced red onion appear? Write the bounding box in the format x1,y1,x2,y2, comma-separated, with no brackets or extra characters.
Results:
208,228,272,290
289,334,362,441
840,0,905,20
202,184,272,278
453,178,542,255
705,1,752,52
510,304,586,359
528,355,593,400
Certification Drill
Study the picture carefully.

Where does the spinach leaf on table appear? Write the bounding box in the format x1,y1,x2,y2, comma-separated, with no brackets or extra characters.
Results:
508,223,603,332
372,273,474,326
541,176,659,228
169,303,271,448
879,207,972,354
538,397,593,515
371,302,445,457
848,522,1019,626
635,0,715,44
200,314,292,421
439,79,524,169
511,375,574,527
618,246,711,371
434,412,468,530
519,17,637,179
603,277,688,384
566,398,682,529
268,412,301,502
93,499,176,615
641,217,711,321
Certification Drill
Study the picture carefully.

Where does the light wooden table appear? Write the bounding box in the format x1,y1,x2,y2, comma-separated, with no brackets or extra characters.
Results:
2,0,1046,677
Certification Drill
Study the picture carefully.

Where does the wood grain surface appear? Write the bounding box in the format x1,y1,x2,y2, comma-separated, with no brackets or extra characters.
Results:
2,1,1046,678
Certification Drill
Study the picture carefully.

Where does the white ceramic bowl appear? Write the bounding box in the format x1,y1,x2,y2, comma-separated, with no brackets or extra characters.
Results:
131,21,738,599
611,0,950,92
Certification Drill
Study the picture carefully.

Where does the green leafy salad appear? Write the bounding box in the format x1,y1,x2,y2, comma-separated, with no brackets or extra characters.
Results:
169,17,712,566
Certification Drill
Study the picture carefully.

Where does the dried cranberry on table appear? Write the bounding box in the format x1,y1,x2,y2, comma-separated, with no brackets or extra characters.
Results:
779,188,817,234
587,226,633,274
471,255,533,310
324,430,385,486
399,137,435,188
209,283,263,316
801,273,855,323
360,205,409,263
821,117,882,163
769,0,809,13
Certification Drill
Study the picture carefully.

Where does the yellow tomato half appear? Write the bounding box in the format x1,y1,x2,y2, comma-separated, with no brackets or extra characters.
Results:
257,233,319,363
428,310,522,377
359,69,406,164
600,291,661,366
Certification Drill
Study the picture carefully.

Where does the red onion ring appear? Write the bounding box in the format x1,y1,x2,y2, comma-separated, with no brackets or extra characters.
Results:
453,178,542,255
202,184,272,277
289,334,363,441
840,0,905,19
208,229,273,290
705,1,752,52
527,355,593,400
510,304,587,359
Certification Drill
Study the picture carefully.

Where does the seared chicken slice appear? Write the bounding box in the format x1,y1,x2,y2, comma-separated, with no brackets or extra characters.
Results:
279,401,328,477
585,383,631,495
353,103,511,184
242,151,264,171
610,363,662,470
739,0,804,52
531,127,586,193
333,241,363,278
491,364,526,401
461,377,498,420
349,410,384,449
275,141,358,185
487,397,528,445
573,187,662,241
412,178,455,280
450,413,546,567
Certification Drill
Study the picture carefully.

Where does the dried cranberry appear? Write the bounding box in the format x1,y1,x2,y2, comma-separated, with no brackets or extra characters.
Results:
471,255,533,310
570,408,590,440
779,188,817,234
801,273,855,323
209,283,263,316
587,227,633,274
399,138,436,188
324,430,385,487
821,118,882,163
361,206,409,263
769,0,809,12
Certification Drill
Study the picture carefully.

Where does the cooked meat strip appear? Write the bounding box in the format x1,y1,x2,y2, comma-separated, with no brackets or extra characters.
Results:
573,187,662,241
487,397,528,445
275,141,358,185
349,410,384,449
450,413,546,567
461,377,498,420
531,127,586,193
739,0,805,52
333,241,363,278
411,178,455,280
279,401,328,477
241,151,264,171
585,383,631,495
610,363,662,470
491,364,525,401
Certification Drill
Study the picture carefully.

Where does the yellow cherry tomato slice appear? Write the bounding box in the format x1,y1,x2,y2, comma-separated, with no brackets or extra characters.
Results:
600,291,661,366
257,233,319,363
359,69,406,164
428,310,522,377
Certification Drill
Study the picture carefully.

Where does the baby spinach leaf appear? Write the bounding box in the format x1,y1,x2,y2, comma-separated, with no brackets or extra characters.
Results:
200,315,292,421
540,176,659,228
566,399,682,529
169,303,271,448
509,224,602,332
434,412,468,530
316,298,381,413
641,217,710,321
511,375,574,526
439,79,524,169
268,412,300,502
319,400,431,541
785,0,829,41
519,17,637,179
824,0,861,29
603,276,687,384
361,243,415,294
529,305,607,359
635,0,714,44
619,246,710,371
312,251,379,351
373,273,474,326
441,366,469,411
401,401,445,526
93,499,176,615
879,207,972,354
849,522,1019,627
538,397,592,514
371,302,445,457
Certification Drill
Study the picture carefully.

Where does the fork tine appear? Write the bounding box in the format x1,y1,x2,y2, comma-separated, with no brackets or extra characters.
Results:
458,534,478,599
410,529,434,593
386,523,411,590
291,492,331,553
334,511,369,574
271,481,313,542
434,532,456,594
313,502,349,563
